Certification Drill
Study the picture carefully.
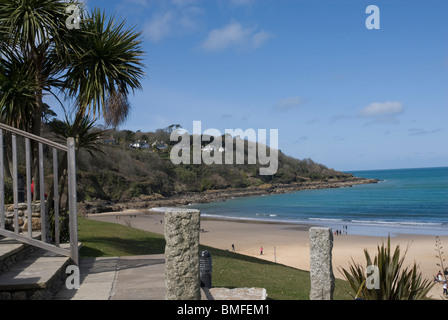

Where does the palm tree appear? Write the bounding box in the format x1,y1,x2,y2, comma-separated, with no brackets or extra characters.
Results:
62,8,145,125
0,51,41,180
1,1,145,201
0,0,78,199
51,112,106,160
0,53,37,131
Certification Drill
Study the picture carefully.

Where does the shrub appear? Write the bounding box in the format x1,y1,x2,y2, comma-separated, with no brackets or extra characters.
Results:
339,236,434,300
3,177,13,204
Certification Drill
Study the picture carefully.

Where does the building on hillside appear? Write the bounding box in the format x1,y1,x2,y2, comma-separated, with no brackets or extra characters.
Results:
151,140,168,151
130,140,150,149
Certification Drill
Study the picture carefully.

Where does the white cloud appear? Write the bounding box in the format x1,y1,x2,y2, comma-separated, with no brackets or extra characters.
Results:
178,6,203,30
200,21,271,52
359,101,404,117
144,1,204,43
273,96,305,112
358,101,404,124
251,30,271,48
144,12,173,43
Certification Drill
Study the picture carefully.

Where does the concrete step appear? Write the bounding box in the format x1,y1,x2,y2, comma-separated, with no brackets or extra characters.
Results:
0,237,72,300
0,236,37,274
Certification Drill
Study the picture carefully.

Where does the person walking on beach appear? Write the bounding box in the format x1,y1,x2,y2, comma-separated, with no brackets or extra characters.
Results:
443,281,447,295
260,246,263,255
232,243,235,251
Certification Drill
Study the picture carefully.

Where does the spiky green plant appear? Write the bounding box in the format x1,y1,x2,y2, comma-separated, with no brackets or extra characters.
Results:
339,236,434,300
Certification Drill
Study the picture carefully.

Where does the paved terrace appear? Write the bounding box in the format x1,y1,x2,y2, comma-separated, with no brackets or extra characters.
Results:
54,254,168,300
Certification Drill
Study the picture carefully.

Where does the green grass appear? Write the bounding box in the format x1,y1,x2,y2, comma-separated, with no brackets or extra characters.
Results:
202,245,353,300
77,216,353,300
78,217,165,257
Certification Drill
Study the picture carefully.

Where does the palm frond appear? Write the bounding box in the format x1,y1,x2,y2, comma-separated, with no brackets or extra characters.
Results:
51,112,106,159
0,0,71,53
62,8,145,121
0,53,38,129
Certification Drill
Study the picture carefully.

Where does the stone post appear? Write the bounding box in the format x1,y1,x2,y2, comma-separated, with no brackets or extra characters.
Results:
309,227,335,300
164,208,201,300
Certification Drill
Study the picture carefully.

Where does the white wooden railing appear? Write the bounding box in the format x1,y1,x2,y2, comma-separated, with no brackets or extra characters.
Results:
0,122,79,265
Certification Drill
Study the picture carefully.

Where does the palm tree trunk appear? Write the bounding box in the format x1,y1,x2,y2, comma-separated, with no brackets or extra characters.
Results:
2,133,13,180
32,83,43,201
45,152,68,243
31,51,46,238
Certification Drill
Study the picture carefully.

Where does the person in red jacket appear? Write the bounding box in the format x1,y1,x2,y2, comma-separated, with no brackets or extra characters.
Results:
30,178,47,199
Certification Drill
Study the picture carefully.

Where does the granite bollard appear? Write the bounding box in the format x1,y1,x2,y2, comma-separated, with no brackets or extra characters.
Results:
309,227,335,300
164,209,201,300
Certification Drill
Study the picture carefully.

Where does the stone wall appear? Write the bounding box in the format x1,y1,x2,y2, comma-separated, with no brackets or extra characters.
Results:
3,202,41,233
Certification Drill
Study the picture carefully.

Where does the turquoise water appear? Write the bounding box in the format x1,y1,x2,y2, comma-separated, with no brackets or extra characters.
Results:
190,167,448,237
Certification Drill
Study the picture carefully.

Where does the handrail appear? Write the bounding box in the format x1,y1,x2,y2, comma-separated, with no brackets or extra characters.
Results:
0,122,67,151
0,122,78,265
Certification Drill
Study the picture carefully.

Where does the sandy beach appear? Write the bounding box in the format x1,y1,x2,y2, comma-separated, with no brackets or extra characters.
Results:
86,210,448,300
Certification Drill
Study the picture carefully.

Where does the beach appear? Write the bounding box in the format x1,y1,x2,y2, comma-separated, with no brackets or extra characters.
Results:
86,210,448,300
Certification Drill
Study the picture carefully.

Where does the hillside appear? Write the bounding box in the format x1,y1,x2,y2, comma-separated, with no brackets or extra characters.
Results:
1,123,376,213
71,125,375,211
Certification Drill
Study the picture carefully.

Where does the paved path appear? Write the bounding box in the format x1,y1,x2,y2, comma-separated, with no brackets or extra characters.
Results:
54,254,166,300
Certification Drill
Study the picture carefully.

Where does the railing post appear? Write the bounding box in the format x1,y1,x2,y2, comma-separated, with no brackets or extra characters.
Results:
12,134,19,233
0,129,4,230
53,148,60,247
0,122,77,260
25,138,32,238
67,138,79,265
39,142,47,242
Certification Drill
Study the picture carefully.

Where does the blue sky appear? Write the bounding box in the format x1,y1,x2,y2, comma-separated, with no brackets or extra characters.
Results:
62,0,448,171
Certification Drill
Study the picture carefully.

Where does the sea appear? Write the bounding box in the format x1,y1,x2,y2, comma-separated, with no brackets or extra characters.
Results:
189,167,448,237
